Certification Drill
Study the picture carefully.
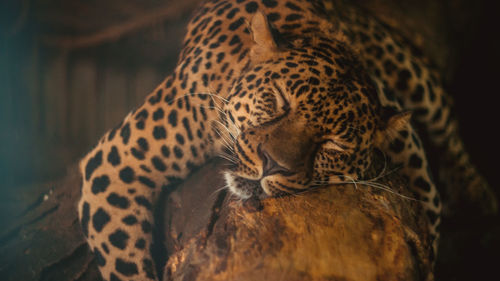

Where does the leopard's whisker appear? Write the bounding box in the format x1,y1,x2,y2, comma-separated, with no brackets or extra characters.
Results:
201,104,241,138
211,118,235,139
311,177,418,201
218,154,237,164
200,105,227,117
209,184,229,199
207,86,230,103
219,150,238,161
212,124,235,152
206,88,241,134
340,174,359,190
214,119,238,141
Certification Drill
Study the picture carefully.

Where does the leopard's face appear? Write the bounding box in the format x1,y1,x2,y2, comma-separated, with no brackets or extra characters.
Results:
221,38,382,199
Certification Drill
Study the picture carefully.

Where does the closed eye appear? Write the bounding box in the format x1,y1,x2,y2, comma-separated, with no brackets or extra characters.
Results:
321,140,346,152
272,81,291,112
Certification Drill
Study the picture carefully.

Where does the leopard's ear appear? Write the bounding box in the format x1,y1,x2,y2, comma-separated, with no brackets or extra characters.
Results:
249,11,278,64
375,109,411,145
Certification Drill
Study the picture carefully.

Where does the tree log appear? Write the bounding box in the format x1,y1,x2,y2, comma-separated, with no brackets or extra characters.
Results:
163,159,433,281
0,158,432,281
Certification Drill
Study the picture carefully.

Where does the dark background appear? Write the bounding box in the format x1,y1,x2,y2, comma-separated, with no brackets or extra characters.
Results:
437,1,500,279
449,3,499,192
0,0,499,280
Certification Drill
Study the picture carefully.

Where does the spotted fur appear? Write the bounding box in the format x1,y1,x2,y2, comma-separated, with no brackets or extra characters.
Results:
78,0,497,280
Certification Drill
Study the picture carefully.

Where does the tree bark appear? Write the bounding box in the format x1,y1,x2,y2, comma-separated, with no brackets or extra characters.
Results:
163,159,433,281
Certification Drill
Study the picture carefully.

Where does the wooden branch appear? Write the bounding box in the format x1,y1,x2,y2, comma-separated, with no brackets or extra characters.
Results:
41,0,201,49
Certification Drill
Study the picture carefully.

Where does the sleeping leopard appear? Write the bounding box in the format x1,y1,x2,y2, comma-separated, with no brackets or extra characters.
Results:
78,0,497,280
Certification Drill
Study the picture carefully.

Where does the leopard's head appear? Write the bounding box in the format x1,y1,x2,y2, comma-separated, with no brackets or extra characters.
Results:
221,12,408,199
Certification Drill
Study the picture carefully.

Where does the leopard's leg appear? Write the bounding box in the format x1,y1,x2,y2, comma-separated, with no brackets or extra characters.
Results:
78,71,224,281
340,10,497,216
379,48,498,216
373,79,441,261
385,124,441,260
404,72,498,216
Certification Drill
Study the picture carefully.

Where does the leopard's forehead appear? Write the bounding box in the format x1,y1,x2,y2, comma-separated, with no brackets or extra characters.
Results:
225,41,380,140
228,37,379,100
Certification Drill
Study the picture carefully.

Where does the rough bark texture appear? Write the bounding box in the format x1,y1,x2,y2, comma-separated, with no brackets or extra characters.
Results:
163,161,433,281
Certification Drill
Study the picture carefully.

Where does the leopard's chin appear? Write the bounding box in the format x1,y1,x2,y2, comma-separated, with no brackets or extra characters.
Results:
223,171,303,199
223,171,264,199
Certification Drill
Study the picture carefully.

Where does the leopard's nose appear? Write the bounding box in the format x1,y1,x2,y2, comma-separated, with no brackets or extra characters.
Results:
258,145,292,177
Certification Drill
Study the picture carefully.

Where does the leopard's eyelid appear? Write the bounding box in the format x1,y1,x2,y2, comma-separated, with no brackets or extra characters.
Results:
322,139,347,151
272,81,290,110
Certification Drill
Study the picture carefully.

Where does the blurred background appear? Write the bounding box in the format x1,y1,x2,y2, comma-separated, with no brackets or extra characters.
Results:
0,0,201,190
0,0,499,280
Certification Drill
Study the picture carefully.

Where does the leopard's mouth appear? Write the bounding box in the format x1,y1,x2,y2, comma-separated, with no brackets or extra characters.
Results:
223,172,263,199
223,171,302,200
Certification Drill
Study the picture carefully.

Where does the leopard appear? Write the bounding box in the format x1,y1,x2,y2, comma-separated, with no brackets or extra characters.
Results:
78,0,497,280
